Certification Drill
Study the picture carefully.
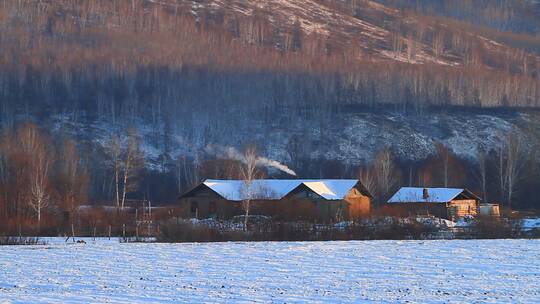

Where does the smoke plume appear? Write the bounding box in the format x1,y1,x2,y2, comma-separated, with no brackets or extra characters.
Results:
205,145,297,176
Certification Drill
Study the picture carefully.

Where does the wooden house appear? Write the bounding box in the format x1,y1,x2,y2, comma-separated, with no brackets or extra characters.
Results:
178,179,372,222
387,187,481,220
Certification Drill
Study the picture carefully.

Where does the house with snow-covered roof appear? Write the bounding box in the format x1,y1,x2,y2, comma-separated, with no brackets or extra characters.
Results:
178,179,372,222
387,187,480,220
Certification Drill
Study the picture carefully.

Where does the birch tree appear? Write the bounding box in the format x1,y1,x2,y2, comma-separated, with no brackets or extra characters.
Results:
120,129,143,209
18,124,53,229
358,166,376,198
497,131,527,207
240,145,260,230
476,149,488,202
105,130,144,209
29,145,51,228
374,148,398,205
105,134,122,208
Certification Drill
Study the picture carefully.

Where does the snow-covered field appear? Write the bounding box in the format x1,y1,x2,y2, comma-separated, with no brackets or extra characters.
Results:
1,239,539,303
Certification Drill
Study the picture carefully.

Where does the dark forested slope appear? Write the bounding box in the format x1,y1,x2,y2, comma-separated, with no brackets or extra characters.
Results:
1,0,539,121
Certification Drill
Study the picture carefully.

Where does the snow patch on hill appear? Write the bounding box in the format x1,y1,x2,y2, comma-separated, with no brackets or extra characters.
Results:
50,110,536,172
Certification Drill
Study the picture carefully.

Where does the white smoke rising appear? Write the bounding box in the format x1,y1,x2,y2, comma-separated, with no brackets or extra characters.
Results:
255,156,297,176
205,145,297,176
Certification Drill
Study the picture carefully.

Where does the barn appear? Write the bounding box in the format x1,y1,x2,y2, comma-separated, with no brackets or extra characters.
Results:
178,179,372,222
387,187,481,220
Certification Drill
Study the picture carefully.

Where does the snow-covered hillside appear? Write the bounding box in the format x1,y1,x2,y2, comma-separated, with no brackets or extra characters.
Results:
0,239,539,302
52,110,538,172
159,0,530,67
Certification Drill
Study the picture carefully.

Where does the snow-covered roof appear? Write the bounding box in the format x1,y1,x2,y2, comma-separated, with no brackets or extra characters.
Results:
387,187,476,204
189,179,362,201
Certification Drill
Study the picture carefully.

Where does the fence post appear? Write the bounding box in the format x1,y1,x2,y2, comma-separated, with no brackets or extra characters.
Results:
108,225,111,240
93,226,96,241
71,223,76,242
122,224,126,239
136,225,139,240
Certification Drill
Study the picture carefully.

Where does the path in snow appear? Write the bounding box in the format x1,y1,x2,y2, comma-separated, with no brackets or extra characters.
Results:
0,239,539,303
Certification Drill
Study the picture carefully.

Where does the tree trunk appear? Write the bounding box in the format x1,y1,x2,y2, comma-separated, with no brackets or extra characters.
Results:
121,168,129,209
444,154,449,187
115,164,120,208
37,206,41,232
244,200,250,231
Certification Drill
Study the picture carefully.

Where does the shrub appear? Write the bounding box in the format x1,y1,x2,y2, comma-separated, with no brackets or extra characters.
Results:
158,220,222,242
0,236,45,245
157,217,441,242
471,217,518,239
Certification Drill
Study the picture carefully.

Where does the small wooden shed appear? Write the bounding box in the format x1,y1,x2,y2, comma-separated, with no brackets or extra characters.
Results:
387,187,481,221
479,203,500,217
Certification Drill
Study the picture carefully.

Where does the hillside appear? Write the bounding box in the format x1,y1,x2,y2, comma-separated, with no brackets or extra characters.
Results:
0,0,540,210
376,0,540,34
1,0,539,114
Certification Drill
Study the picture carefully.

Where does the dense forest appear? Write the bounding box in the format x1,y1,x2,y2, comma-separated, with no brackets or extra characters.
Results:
377,0,540,34
0,0,540,234
1,0,539,120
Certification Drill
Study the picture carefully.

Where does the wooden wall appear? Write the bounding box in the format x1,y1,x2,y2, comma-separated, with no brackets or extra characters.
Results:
388,203,448,218
178,186,242,219
344,187,371,220
178,197,242,219
448,199,478,218
387,199,479,220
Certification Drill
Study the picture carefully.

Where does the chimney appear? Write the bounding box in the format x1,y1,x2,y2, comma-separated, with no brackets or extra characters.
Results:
422,188,429,200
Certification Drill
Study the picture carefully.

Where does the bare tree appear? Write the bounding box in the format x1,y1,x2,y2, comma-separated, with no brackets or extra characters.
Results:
433,31,445,58
59,139,88,213
105,129,144,209
435,143,450,187
0,129,16,219
406,32,416,62
497,131,527,207
358,166,375,198
476,149,488,202
373,148,398,205
392,34,403,59
497,142,505,202
176,154,200,195
18,124,53,229
240,145,260,230
120,129,144,209
105,134,122,208
0,123,93,233
29,145,51,228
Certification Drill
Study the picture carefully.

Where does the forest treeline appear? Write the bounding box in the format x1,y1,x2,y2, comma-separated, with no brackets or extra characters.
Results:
0,0,539,131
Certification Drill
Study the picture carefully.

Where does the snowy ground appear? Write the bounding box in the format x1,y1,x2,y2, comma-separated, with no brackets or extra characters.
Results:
0,239,539,303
